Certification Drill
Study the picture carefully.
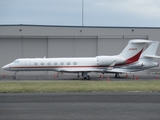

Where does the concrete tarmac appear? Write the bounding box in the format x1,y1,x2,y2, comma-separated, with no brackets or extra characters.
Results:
0,92,160,120
1,74,159,81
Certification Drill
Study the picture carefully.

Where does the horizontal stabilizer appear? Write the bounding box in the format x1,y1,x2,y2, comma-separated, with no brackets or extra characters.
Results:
130,39,152,43
144,55,160,58
140,41,160,59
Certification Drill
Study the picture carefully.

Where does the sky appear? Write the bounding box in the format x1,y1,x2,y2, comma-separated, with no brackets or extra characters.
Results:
1,0,160,27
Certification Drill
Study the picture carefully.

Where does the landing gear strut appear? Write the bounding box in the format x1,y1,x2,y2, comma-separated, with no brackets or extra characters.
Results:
82,72,90,80
77,73,80,78
115,73,120,78
12,72,17,80
84,75,90,80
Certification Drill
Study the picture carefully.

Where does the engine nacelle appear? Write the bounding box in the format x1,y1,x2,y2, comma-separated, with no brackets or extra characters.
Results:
129,62,144,67
96,56,125,66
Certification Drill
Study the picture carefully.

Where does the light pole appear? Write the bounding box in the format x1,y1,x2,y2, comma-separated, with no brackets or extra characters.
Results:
82,0,84,26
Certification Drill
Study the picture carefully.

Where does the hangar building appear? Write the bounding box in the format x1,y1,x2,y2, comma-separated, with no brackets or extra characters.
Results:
0,25,160,77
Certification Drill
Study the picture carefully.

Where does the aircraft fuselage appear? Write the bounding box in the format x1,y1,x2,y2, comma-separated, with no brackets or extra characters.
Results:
2,56,125,72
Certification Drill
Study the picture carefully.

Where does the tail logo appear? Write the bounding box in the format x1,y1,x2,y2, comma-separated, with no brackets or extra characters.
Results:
129,48,137,50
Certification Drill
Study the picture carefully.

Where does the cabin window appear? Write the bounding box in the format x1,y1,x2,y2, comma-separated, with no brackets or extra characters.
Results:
73,62,77,65
47,62,51,65
41,62,44,65
67,62,70,65
34,62,38,65
54,62,57,65
60,62,64,65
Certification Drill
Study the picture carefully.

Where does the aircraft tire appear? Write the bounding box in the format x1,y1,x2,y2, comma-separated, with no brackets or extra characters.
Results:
83,76,90,80
86,75,90,80
12,76,16,80
115,73,120,78
77,74,80,78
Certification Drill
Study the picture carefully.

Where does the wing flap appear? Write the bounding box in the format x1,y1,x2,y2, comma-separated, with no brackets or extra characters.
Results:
107,68,141,73
59,68,105,72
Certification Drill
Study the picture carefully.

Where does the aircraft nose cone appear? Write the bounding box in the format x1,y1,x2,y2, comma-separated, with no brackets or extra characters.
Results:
2,65,10,70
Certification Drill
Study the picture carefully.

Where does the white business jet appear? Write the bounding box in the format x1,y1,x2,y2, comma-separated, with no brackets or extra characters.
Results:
108,41,160,75
2,39,152,80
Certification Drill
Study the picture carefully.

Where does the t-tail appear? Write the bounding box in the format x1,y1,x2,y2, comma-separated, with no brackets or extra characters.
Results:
118,39,152,64
140,41,160,59
129,41,160,70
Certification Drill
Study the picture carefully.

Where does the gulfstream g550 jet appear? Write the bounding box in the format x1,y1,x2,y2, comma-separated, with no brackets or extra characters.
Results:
2,39,152,80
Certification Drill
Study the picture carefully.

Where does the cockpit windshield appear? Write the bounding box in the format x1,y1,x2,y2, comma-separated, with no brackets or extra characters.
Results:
13,60,19,64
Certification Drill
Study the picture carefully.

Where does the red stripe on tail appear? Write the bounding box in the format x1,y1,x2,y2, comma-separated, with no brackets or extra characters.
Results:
125,49,143,64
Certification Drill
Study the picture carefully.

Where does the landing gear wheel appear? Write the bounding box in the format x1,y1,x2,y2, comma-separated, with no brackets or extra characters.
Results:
13,72,18,80
84,75,90,80
77,74,80,78
86,75,90,80
115,73,120,78
12,76,16,80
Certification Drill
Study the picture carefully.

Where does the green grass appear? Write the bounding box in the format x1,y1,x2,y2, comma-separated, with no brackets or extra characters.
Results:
0,81,160,93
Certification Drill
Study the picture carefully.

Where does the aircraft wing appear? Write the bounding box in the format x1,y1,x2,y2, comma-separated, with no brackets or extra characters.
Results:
60,67,142,73
106,68,142,73
59,68,105,73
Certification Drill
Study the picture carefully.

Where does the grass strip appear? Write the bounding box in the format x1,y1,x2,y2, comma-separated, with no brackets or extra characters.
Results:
0,81,160,93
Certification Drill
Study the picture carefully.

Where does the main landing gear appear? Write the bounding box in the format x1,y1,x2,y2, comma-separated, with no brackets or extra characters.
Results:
115,73,120,78
81,72,90,80
77,74,80,78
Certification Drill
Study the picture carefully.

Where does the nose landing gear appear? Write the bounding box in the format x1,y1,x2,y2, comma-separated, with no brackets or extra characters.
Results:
12,76,16,80
12,72,17,80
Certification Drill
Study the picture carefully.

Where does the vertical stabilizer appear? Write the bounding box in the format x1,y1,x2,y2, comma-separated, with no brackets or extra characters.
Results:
118,39,152,64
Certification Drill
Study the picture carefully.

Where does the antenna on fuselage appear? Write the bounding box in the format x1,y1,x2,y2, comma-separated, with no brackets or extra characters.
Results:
43,56,46,58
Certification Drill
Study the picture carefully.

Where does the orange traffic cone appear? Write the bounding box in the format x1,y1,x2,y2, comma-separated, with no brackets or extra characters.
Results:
107,77,110,81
